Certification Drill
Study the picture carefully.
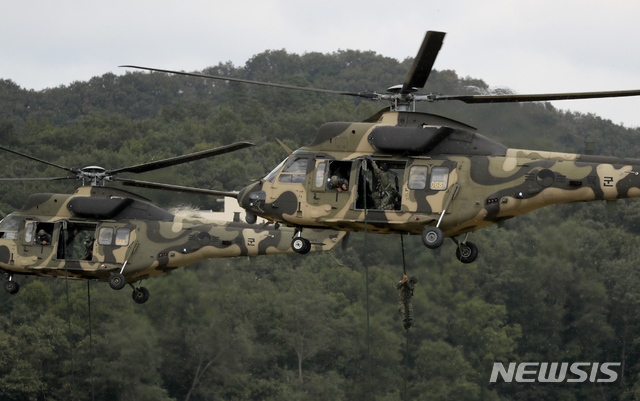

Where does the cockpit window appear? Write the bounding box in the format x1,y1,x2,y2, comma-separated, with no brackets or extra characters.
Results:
282,157,308,173
0,217,19,240
264,159,287,183
278,157,308,184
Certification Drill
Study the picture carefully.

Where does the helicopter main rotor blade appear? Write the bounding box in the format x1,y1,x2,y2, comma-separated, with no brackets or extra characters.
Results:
0,176,75,181
108,141,255,175
431,89,640,104
0,145,80,174
120,66,379,99
115,178,239,198
402,31,446,93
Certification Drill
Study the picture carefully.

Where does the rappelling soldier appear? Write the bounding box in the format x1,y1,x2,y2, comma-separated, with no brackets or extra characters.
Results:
396,274,418,329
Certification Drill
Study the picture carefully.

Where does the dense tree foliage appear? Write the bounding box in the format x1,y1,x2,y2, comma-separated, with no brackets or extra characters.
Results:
0,49,639,400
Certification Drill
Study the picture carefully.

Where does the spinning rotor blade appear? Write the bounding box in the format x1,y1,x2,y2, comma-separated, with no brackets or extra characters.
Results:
0,145,80,174
120,66,379,99
108,141,255,175
431,88,640,104
0,177,74,182
115,178,239,198
402,31,446,93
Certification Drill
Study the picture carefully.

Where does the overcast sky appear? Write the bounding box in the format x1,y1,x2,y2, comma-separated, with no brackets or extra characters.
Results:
4,0,640,128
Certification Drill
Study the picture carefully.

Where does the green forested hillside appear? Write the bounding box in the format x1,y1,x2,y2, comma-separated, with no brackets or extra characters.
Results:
0,50,639,400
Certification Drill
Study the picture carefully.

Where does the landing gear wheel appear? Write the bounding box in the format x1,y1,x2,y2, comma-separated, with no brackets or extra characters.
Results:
422,227,444,249
132,287,150,304
4,281,19,295
456,241,478,264
108,273,127,290
291,237,311,254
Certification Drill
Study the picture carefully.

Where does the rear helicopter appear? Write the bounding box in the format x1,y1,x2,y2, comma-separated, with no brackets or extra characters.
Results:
0,143,344,303
123,31,640,263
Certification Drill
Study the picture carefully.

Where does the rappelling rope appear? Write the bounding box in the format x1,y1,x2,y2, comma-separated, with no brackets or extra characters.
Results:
363,181,372,401
64,265,76,401
400,234,410,401
87,280,95,401
401,234,407,276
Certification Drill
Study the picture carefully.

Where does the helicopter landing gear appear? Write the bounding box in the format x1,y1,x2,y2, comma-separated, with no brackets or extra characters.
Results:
131,285,150,304
456,241,478,264
422,227,444,249
292,237,311,254
108,273,127,290
245,212,257,225
4,277,19,295
291,229,311,254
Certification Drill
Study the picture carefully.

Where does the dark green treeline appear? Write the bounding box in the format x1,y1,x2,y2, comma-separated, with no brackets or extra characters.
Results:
0,49,639,400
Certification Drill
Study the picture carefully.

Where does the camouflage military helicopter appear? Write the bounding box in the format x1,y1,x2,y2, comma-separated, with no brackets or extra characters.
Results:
0,143,344,303
123,31,640,264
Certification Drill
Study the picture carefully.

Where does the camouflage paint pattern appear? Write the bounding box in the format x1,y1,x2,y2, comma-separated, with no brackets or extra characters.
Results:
238,110,640,241
0,186,344,284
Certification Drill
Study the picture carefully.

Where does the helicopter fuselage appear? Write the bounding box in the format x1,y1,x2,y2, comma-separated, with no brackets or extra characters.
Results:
0,187,343,284
238,111,640,242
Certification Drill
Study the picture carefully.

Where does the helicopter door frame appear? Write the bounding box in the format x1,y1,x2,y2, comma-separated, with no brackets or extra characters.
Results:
308,158,355,210
19,220,59,264
402,159,459,214
354,157,405,212
55,220,99,262
22,220,56,247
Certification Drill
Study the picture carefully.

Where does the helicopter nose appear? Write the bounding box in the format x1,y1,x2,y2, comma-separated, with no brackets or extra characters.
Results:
237,186,250,208
237,183,265,212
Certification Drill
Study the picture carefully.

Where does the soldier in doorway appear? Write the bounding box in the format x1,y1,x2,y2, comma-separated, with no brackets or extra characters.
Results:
81,235,94,261
368,156,400,210
328,175,348,192
37,229,51,245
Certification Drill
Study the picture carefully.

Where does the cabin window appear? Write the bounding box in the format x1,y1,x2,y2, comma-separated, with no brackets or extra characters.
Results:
0,217,20,240
278,157,308,184
264,158,287,183
115,228,130,246
408,166,429,190
315,161,327,188
24,222,35,242
98,227,114,246
430,167,449,191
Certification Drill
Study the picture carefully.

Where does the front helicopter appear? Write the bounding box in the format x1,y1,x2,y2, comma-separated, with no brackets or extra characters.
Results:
123,30,640,263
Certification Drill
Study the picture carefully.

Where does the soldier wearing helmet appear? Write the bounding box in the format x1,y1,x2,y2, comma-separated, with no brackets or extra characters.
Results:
396,274,419,330
368,156,400,210
328,175,348,192
36,229,51,245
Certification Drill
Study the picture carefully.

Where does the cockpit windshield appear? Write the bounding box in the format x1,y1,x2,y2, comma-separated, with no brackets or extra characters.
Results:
264,158,287,183
0,216,20,239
